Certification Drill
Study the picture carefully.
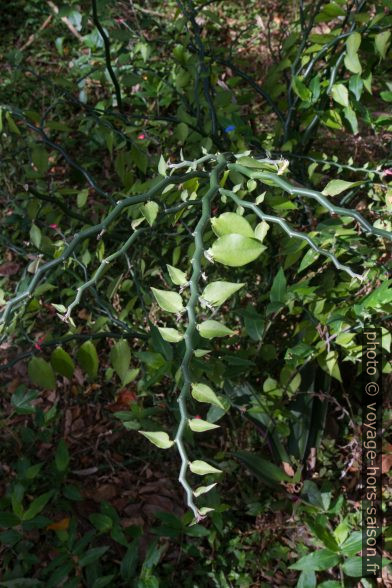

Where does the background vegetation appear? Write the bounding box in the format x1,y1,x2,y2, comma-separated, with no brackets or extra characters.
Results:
0,0,391,586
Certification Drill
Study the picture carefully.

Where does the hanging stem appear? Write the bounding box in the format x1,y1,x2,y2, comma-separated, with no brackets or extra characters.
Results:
175,154,227,521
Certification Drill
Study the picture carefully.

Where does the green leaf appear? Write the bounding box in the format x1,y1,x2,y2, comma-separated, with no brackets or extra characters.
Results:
175,122,189,142
151,287,184,313
157,327,183,343
344,52,361,74
191,382,225,409
197,320,235,339
349,75,363,101
201,281,244,306
55,439,69,472
77,188,89,208
77,341,99,379
325,351,342,382
110,339,131,384
209,234,265,267
188,418,220,432
189,460,222,476
234,451,292,484
292,76,312,101
138,431,174,449
340,531,362,556
375,31,391,60
11,387,38,415
0,512,21,527
322,179,359,196
346,32,361,54
50,347,75,379
28,357,56,389
341,557,362,577
92,576,115,588
331,84,349,107
23,491,54,521
193,483,217,497
270,268,287,304
297,571,316,588
166,264,188,286
343,106,358,134
120,539,139,580
289,549,340,571
211,212,254,238
78,546,109,567
89,513,113,533
32,146,49,174
254,221,270,242
30,224,42,249
140,201,159,226
158,155,167,176
306,518,340,551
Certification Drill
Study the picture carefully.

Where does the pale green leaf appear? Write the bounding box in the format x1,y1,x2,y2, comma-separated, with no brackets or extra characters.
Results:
140,201,159,226
158,155,167,176
166,264,188,286
344,52,361,74
197,320,235,339
201,281,244,306
209,234,266,267
211,212,254,238
30,224,42,249
254,220,270,242
189,460,222,476
157,327,183,343
331,84,349,107
322,179,359,196
188,418,220,432
151,287,184,313
193,483,217,497
191,382,225,409
346,32,361,54
375,31,391,60
139,430,174,449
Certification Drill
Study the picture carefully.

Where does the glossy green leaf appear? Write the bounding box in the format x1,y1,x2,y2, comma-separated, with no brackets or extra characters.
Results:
211,212,254,238
201,281,244,306
197,320,235,339
297,571,316,588
292,76,312,101
188,418,220,432
234,451,292,484
55,439,70,472
50,347,75,379
151,287,184,313
79,546,110,567
191,382,225,409
254,220,270,242
189,460,222,475
341,557,362,577
270,268,287,303
139,431,174,449
209,234,265,267
28,357,56,390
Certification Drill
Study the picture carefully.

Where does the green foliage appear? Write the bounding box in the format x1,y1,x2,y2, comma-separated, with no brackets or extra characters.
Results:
0,0,391,584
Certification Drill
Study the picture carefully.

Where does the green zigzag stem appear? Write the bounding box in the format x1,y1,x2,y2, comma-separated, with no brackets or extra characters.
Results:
64,228,146,320
220,189,363,280
0,172,205,327
175,155,227,521
227,164,392,241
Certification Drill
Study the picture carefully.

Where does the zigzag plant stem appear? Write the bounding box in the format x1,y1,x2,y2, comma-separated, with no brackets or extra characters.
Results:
227,164,392,241
220,189,363,280
0,172,205,328
175,154,227,521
